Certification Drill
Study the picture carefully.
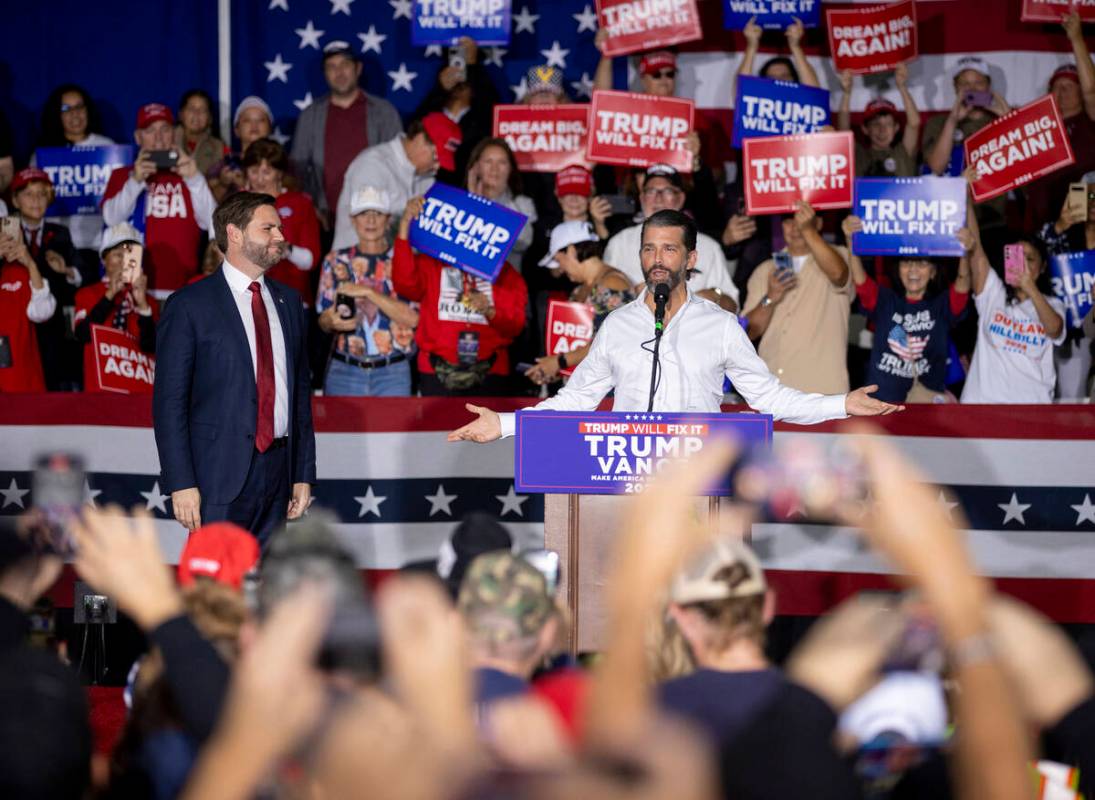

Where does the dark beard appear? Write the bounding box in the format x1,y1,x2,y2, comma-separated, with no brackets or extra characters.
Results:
242,236,286,269
642,264,684,292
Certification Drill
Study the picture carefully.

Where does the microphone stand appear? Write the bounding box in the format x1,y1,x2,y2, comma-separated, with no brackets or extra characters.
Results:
647,284,669,412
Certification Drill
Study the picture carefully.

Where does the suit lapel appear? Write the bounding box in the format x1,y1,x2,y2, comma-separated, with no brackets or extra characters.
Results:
212,267,256,372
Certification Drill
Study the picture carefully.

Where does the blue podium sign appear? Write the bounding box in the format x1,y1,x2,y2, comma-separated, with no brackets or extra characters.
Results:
514,410,773,495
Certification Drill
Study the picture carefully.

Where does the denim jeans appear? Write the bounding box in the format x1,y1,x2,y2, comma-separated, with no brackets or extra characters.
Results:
323,357,412,396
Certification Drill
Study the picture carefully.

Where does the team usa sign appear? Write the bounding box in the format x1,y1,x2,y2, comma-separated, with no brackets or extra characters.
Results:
514,411,772,495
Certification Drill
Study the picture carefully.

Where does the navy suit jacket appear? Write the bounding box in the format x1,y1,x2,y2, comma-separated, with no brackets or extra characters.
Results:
152,267,316,505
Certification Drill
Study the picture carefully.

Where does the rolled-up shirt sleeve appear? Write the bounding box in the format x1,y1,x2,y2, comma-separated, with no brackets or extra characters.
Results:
26,282,56,323
722,316,847,425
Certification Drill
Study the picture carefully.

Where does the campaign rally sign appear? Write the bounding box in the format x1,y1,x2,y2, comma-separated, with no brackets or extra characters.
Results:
742,130,855,215
546,300,595,377
964,94,1075,203
35,144,134,217
723,0,820,30
91,325,154,395
595,0,703,57
587,90,695,172
826,0,917,74
409,183,528,282
410,0,511,45
493,104,590,173
514,411,772,495
852,177,966,257
1049,251,1095,330
731,77,831,148
1021,0,1095,23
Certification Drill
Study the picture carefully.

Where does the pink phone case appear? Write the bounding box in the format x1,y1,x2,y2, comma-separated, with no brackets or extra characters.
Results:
1003,244,1025,286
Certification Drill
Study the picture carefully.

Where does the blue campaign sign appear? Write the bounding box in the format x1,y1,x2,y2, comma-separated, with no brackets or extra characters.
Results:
411,0,512,45
410,183,528,282
1049,250,1095,329
723,0,821,30
852,177,967,257
732,76,830,148
514,411,772,495
35,145,134,217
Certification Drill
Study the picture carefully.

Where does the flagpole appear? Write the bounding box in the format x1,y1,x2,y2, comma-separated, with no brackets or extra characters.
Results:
218,0,232,144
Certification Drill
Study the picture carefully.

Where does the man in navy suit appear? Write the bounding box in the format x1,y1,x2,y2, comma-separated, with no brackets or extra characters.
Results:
153,191,316,544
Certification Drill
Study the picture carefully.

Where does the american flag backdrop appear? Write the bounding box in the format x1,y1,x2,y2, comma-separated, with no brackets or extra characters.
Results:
223,0,1086,164
2,396,1093,623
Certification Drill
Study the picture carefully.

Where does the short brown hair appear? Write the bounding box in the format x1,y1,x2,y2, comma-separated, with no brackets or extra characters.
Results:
212,191,277,251
241,137,288,173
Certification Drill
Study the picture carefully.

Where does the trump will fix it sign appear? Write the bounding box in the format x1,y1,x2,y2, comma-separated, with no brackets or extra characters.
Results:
586,90,695,172
743,130,855,215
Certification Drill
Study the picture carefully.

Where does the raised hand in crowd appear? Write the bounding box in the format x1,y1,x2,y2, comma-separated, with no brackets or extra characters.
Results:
70,506,184,631
43,249,70,276
845,429,1033,800
132,149,157,183
766,254,798,301
130,269,151,312
1055,190,1087,233
398,195,426,240
180,583,333,800
722,213,757,247
173,151,200,180
590,194,612,239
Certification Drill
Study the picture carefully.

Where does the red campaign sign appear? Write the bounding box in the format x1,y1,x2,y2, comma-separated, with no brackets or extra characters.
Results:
743,131,856,215
493,104,591,173
964,94,1076,203
826,0,918,75
1021,0,1095,22
595,0,703,57
546,300,595,377
587,90,695,173
91,325,155,395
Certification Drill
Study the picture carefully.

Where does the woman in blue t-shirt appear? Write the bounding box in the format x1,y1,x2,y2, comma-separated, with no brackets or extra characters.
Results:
842,215,973,403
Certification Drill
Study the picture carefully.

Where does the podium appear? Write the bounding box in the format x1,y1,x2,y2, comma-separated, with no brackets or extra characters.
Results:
515,410,773,653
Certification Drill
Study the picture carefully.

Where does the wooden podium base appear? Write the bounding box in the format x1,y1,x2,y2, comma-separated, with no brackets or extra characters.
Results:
544,493,722,654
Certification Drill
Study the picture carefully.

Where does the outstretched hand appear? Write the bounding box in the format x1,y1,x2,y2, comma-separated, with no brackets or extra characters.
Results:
846,385,904,416
447,403,502,443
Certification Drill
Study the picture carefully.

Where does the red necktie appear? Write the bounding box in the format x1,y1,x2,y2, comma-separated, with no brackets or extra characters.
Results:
248,282,275,452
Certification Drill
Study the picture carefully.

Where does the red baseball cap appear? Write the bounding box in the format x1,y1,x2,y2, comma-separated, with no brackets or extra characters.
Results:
863,99,900,124
555,165,592,197
1049,64,1081,91
640,51,677,76
11,167,52,193
177,523,260,590
422,112,463,172
136,102,174,130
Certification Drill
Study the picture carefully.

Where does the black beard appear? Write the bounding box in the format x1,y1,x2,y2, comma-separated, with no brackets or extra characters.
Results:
242,236,286,269
642,264,683,292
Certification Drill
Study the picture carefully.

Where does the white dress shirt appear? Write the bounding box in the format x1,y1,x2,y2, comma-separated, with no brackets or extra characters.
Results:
499,289,847,438
603,224,740,304
222,260,289,438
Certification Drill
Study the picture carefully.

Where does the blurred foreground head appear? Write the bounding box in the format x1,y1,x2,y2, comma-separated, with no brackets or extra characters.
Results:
458,552,557,670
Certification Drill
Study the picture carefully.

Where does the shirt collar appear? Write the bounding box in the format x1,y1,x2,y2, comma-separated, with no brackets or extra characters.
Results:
222,259,264,293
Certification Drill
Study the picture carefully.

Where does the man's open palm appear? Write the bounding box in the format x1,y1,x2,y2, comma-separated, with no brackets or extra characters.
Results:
447,404,502,443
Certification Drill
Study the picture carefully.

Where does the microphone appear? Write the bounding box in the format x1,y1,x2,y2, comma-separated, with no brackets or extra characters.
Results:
653,282,670,336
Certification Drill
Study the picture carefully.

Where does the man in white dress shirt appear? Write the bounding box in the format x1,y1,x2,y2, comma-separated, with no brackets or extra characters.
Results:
153,192,316,544
449,210,900,443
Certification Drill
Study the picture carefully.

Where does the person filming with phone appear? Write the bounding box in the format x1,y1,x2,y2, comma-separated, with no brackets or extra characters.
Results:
73,223,159,393
102,103,216,299
449,209,901,444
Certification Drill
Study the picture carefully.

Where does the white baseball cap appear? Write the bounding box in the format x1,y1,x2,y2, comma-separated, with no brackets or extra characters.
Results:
350,186,391,216
98,222,144,258
234,95,273,127
952,56,991,82
838,672,948,746
538,220,599,269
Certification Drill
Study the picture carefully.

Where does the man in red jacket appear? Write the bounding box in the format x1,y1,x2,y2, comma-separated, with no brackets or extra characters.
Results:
392,196,527,395
73,223,159,392
101,103,216,298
